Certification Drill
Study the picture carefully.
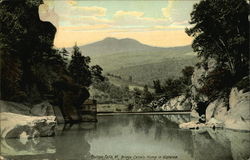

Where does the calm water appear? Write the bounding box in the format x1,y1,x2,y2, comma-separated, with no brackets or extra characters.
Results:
1,114,250,160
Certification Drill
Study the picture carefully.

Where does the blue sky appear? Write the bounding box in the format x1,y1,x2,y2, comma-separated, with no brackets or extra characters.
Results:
40,0,199,47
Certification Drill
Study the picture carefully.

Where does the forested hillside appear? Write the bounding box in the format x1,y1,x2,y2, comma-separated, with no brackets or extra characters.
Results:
110,57,197,86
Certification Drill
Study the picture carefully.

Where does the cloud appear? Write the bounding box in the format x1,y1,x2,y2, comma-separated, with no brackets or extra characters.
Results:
113,10,170,27
59,24,112,31
162,1,196,23
114,11,144,17
70,6,107,17
60,16,112,25
161,1,174,19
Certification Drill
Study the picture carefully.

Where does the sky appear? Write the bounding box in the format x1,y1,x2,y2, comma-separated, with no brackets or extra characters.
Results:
39,0,198,48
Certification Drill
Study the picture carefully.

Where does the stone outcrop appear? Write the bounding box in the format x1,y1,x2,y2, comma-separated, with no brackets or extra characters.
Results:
180,87,250,131
0,112,56,138
151,96,194,112
224,88,250,130
160,96,193,111
0,100,65,124
206,98,228,122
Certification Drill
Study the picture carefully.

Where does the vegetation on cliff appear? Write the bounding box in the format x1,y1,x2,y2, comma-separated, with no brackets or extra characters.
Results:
0,0,103,121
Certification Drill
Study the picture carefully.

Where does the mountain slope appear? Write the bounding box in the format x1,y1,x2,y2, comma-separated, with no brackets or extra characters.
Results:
67,37,193,57
65,37,197,85
109,57,198,86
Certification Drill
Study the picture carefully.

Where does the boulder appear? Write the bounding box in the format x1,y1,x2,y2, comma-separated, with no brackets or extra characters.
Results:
53,106,65,124
0,100,65,125
0,100,31,115
190,110,199,119
0,136,56,157
179,118,223,129
0,112,56,138
224,88,250,131
206,99,228,122
30,101,55,116
181,87,250,131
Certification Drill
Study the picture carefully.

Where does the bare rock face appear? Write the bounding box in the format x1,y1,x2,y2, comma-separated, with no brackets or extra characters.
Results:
224,88,250,131
0,100,64,124
0,112,56,138
161,96,193,111
183,87,250,131
206,99,228,122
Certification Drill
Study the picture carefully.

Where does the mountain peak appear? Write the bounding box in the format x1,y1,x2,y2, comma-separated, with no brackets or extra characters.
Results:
103,37,118,41
73,37,192,57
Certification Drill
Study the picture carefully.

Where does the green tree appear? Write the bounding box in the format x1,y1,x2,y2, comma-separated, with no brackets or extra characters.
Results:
185,0,249,121
142,85,153,105
0,0,59,102
181,66,194,85
186,0,249,79
91,65,105,82
68,44,92,86
163,78,184,100
59,48,69,62
153,80,163,94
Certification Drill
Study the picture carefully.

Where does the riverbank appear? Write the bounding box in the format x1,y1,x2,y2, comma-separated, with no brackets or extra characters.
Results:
179,87,250,131
1,114,250,160
0,100,62,138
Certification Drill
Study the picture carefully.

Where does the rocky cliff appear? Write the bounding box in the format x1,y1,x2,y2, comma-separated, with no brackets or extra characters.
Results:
179,57,250,130
1,0,90,125
157,57,250,131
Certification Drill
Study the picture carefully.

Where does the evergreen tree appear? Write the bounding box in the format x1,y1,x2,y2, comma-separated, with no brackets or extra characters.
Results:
68,44,92,86
59,48,69,62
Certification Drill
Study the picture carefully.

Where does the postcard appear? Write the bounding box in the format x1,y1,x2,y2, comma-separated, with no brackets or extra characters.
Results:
0,0,249,159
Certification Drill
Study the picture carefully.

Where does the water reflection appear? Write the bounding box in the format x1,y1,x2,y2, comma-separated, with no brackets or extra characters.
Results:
1,115,250,160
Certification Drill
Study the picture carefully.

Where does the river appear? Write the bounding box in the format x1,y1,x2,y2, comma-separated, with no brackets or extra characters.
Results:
1,114,250,160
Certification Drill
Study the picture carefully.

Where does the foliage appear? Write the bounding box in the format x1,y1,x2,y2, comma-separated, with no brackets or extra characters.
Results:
141,85,154,105
186,0,249,78
91,65,105,82
198,66,233,100
181,66,194,85
0,0,59,102
91,80,132,104
111,57,197,86
0,0,95,108
162,78,184,100
153,80,163,94
68,44,92,87
186,0,249,104
152,65,194,102
235,76,250,93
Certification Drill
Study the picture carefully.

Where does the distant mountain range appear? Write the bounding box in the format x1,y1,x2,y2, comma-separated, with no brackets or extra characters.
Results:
67,37,193,57
66,37,197,86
